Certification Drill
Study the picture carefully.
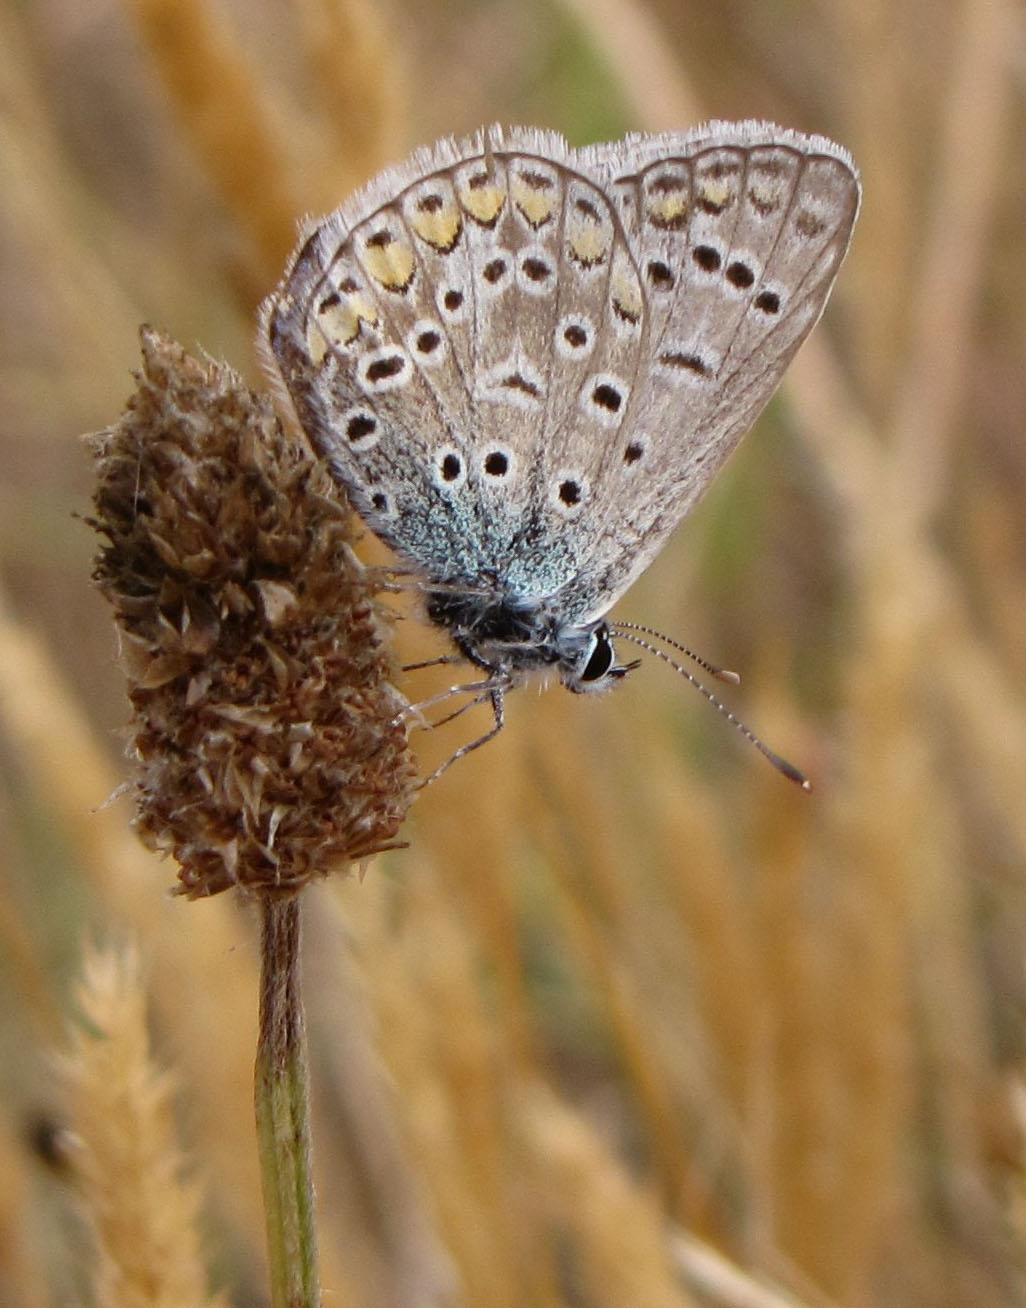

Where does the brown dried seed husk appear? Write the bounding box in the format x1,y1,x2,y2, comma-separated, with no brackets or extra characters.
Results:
89,327,415,897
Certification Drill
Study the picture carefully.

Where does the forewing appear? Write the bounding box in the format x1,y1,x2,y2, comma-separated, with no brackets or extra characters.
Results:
555,123,860,621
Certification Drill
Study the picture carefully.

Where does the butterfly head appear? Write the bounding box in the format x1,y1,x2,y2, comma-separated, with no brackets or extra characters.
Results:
559,620,640,695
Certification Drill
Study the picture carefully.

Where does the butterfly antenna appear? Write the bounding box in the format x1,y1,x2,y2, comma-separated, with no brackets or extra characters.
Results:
613,620,742,685
610,625,812,792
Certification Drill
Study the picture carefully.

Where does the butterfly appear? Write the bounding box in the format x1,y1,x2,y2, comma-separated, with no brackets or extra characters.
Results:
260,122,860,782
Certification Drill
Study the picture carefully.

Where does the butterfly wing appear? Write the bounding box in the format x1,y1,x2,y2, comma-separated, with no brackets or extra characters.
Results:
261,123,859,629
260,126,649,602
550,122,860,621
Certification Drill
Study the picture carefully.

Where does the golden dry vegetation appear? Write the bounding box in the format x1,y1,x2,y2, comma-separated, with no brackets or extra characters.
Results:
1,0,1025,1305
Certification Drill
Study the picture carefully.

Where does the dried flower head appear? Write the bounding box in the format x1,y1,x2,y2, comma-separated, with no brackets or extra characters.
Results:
89,327,415,897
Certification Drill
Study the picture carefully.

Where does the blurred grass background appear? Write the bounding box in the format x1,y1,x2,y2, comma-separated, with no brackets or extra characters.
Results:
2,0,1025,1304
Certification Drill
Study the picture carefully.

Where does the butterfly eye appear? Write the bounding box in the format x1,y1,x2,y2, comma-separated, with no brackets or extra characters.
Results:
581,627,614,682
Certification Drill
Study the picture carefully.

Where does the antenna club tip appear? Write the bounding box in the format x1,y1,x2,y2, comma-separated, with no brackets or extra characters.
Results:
769,751,812,791
713,668,741,685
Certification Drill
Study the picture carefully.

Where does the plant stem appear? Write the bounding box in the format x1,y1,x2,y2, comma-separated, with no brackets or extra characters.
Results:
255,894,321,1308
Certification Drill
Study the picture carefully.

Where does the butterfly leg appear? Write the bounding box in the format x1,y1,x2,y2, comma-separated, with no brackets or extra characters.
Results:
422,689,496,732
395,676,498,730
417,683,507,788
401,654,465,673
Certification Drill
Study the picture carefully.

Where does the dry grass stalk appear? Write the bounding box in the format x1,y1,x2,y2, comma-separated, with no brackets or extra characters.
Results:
61,943,227,1308
518,1082,694,1307
125,0,406,288
126,0,301,277
0,583,271,1259
298,0,408,201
